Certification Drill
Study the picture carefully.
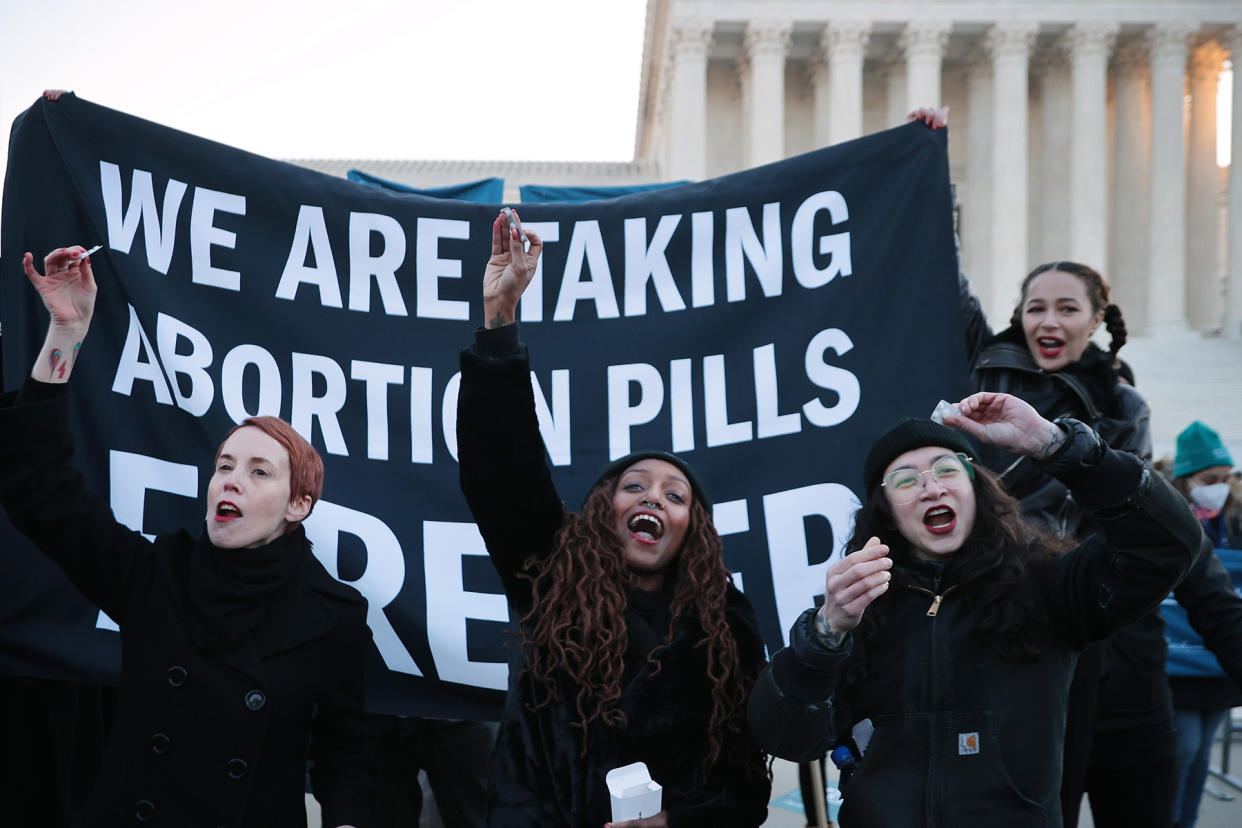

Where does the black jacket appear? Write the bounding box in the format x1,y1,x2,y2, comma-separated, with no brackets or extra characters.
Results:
747,421,1202,827
959,277,1152,531
0,380,376,828
457,325,770,828
958,278,1242,731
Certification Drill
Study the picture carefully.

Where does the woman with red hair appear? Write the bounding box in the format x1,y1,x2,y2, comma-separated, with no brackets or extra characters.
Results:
0,246,375,827
457,213,771,827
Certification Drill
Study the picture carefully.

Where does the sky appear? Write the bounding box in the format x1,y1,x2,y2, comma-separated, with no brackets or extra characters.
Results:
0,0,1232,186
0,0,649,169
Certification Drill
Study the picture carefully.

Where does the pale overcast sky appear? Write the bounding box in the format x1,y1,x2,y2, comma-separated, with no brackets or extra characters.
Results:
0,0,648,167
0,1,1231,189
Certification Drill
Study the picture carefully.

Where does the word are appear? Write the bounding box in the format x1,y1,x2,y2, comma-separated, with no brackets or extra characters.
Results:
100,161,854,321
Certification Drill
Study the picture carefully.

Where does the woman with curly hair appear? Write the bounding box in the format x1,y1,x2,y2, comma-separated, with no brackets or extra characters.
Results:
959,258,1242,827
457,212,770,828
747,394,1202,827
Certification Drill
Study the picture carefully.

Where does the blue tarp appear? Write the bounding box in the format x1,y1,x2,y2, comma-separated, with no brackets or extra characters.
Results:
1164,546,1242,677
519,180,690,203
348,170,504,203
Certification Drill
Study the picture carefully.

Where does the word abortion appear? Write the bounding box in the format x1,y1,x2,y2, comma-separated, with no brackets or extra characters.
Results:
110,307,861,465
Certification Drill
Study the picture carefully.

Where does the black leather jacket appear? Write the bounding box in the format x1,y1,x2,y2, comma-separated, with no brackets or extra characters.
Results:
959,272,1151,536
957,274,1242,732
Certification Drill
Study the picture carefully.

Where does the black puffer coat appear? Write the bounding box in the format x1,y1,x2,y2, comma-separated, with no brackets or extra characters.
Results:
747,422,1202,827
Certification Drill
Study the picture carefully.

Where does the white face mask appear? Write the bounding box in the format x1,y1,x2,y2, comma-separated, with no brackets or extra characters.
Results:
1190,482,1231,513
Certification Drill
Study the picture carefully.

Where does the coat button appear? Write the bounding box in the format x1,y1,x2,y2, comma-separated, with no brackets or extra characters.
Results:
136,799,155,821
244,689,266,711
167,666,188,687
226,758,248,780
151,732,171,755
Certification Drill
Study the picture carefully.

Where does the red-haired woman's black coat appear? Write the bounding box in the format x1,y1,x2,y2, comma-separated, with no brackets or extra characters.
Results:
0,381,376,828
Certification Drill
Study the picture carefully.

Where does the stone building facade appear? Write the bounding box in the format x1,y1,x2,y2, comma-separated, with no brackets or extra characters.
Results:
636,0,1242,335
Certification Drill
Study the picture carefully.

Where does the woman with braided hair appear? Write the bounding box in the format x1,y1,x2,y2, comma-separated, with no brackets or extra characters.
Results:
456,211,770,828
960,259,1242,827
960,259,1146,531
905,103,1241,827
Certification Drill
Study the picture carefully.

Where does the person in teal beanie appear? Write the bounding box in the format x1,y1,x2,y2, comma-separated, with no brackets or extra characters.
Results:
1166,420,1242,828
1173,422,1239,548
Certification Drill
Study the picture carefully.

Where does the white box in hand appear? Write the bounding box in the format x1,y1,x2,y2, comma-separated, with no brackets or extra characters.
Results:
606,762,663,822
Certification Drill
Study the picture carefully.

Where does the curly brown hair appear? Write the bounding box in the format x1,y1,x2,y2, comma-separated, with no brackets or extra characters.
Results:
518,474,752,770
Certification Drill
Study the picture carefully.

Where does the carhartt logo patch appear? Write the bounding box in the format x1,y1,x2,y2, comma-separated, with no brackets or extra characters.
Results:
958,732,980,755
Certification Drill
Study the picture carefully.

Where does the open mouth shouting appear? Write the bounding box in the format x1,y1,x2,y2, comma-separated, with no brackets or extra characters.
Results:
215,500,243,522
627,512,665,544
923,505,957,535
1036,336,1065,358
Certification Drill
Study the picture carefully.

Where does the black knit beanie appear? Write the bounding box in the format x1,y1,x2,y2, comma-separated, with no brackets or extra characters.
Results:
862,418,976,495
588,450,711,509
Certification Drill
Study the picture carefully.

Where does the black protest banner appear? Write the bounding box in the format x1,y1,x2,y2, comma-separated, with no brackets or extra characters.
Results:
0,94,969,718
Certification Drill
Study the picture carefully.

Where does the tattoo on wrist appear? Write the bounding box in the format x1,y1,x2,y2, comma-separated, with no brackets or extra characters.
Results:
813,609,847,648
1037,424,1067,459
487,312,508,329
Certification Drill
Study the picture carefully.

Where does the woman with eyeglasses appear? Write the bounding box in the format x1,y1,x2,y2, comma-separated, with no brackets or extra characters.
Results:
952,216,1242,828
747,392,1201,827
904,106,1242,827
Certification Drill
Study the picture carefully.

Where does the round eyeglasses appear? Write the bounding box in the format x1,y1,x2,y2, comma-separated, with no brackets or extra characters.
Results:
881,453,975,504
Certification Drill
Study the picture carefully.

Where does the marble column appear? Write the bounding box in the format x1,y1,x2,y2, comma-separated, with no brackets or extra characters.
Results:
742,20,792,167
1185,39,1226,331
901,20,951,113
1036,50,1072,263
825,20,871,145
1110,41,1153,333
736,54,753,167
665,18,714,182
809,43,831,148
655,73,672,178
987,21,1039,323
1228,26,1242,337
1146,22,1197,333
1026,54,1045,265
885,59,908,127
1065,22,1119,270
963,53,994,310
